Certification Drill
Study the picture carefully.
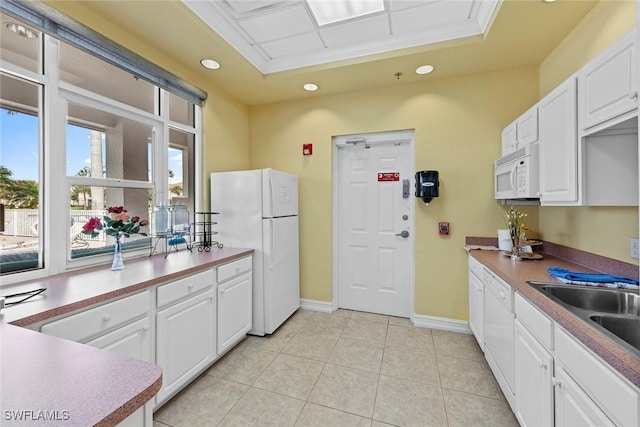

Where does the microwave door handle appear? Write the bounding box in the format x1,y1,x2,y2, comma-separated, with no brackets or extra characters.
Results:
510,163,518,192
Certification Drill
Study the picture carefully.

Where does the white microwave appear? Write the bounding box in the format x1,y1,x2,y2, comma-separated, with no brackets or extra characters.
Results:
494,143,540,200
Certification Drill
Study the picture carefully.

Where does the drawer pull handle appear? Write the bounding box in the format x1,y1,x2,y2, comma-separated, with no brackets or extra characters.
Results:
539,361,547,370
188,284,194,292
103,315,111,322
629,91,638,100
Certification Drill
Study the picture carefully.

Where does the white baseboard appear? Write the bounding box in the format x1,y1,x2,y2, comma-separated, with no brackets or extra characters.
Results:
299,299,334,313
412,314,472,334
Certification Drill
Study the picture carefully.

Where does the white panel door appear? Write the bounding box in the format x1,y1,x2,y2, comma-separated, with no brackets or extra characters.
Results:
337,137,412,317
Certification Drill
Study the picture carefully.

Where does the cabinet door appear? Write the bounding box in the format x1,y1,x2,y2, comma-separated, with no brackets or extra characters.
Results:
554,366,615,427
218,272,252,355
156,289,216,404
501,121,518,156
516,105,539,146
579,30,637,131
468,269,484,348
514,320,553,427
86,317,152,427
86,317,152,362
539,76,579,205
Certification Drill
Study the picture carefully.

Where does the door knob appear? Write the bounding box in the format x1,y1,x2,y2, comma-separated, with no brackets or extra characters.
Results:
395,230,409,238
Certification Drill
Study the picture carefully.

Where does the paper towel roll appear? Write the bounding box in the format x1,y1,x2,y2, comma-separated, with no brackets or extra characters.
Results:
498,229,513,251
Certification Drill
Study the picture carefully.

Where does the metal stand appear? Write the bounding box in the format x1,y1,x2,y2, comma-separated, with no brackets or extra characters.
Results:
149,205,193,258
188,212,222,252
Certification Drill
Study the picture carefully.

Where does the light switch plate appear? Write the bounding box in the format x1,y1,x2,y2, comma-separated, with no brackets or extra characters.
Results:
630,238,639,259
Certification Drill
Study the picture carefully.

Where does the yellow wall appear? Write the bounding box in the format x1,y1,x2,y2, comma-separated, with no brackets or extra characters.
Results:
45,1,252,207
538,0,638,265
249,68,540,317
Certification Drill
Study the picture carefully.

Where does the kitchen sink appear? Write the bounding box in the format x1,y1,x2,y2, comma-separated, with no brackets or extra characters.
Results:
590,315,640,351
527,281,640,356
532,283,640,315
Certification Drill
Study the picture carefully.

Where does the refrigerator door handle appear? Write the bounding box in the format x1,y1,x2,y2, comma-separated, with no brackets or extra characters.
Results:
269,175,275,217
270,220,275,263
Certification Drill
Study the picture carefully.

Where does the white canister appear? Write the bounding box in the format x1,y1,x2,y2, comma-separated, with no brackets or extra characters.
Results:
498,229,513,251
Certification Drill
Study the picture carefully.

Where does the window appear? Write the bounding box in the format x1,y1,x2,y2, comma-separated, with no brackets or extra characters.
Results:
66,101,157,260
0,73,43,274
168,128,195,211
0,7,203,282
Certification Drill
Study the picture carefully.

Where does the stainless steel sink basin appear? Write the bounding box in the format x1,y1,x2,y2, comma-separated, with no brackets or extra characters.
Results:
527,281,640,356
590,315,640,351
532,283,640,315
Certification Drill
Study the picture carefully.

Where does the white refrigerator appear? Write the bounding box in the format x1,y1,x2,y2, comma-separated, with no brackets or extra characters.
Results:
211,168,300,336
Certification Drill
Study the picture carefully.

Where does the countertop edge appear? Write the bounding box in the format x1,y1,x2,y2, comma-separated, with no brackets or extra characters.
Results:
3,248,254,327
97,371,163,427
469,249,640,389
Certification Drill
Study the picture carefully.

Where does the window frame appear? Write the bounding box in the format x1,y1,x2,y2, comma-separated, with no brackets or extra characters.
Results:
1,31,202,285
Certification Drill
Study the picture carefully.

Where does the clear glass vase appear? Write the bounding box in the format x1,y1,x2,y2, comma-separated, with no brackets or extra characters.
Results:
111,234,125,271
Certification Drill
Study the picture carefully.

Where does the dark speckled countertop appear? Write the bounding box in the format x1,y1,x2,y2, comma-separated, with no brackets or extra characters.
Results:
470,248,640,388
0,247,253,426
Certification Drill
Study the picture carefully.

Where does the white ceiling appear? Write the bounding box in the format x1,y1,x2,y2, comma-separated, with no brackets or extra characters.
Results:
46,0,598,106
182,0,500,74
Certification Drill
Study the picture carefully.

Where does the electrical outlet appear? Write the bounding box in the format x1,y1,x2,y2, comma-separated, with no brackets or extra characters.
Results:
631,238,639,259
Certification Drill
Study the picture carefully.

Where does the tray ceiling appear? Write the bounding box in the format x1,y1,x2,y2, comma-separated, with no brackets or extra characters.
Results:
182,0,500,74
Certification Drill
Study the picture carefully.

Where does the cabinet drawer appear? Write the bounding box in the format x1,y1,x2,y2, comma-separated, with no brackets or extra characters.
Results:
217,256,252,284
515,292,553,350
468,255,483,278
41,291,150,343
555,326,638,427
157,269,214,308
483,268,513,312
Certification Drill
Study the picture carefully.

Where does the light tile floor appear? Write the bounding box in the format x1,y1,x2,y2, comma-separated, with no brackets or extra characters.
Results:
153,309,519,427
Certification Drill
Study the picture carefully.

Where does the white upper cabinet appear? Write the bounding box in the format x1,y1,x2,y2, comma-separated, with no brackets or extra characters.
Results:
516,105,539,146
499,28,639,206
539,75,579,205
502,106,539,156
579,29,638,133
502,121,518,155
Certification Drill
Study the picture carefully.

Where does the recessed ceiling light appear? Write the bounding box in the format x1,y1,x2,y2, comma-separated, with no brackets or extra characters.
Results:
416,65,435,75
303,83,319,92
200,59,221,70
4,22,38,39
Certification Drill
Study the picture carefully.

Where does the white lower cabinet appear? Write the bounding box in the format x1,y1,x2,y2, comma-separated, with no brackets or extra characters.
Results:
514,319,554,427
217,272,252,355
554,366,615,427
555,325,638,427
86,317,153,427
468,255,484,348
155,289,216,405
37,257,254,425
41,292,153,426
471,260,640,427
